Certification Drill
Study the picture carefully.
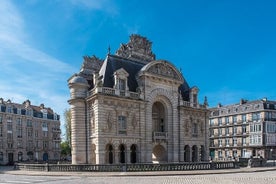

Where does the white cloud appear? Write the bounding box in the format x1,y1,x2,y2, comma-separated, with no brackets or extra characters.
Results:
0,0,76,131
70,0,118,15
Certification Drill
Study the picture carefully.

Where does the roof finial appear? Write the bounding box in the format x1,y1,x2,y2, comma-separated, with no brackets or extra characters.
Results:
108,45,111,55
179,67,182,74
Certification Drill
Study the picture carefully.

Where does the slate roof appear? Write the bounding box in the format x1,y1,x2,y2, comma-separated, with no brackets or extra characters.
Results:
99,54,145,92
98,54,190,100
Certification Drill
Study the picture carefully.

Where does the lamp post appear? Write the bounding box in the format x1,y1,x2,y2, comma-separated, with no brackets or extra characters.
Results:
271,149,275,167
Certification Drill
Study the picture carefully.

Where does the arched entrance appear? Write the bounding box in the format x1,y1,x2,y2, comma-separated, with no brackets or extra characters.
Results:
200,145,205,161
119,144,126,164
106,144,114,164
130,144,137,163
27,151,33,160
152,145,167,163
192,145,198,162
184,145,190,162
43,153,48,161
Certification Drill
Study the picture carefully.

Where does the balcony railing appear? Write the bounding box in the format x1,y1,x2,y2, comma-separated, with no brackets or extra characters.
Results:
153,132,168,141
180,101,206,109
88,87,140,99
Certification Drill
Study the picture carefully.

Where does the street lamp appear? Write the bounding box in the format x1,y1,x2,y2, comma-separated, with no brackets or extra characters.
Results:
271,149,275,167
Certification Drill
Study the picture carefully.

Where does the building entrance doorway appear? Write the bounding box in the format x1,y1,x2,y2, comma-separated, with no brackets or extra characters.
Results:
8,153,13,165
152,145,167,163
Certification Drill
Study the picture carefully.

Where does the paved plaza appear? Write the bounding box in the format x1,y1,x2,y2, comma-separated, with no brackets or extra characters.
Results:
0,166,276,184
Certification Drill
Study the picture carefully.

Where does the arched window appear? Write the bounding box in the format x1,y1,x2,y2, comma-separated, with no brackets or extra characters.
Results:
119,144,126,163
130,144,137,163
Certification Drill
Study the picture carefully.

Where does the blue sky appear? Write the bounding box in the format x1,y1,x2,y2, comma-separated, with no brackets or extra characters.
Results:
1,0,276,133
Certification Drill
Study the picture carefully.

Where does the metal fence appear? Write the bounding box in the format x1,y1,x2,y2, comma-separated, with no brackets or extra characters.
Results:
14,161,238,172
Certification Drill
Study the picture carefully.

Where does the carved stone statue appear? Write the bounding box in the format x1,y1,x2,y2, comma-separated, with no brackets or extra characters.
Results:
116,34,156,64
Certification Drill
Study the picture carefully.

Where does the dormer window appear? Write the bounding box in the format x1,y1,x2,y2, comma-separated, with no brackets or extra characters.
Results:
119,79,126,90
26,109,33,116
113,68,129,92
41,109,48,119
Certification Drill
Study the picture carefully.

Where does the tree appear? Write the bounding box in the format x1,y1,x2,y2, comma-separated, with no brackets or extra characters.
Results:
64,109,71,145
60,141,71,159
61,109,72,159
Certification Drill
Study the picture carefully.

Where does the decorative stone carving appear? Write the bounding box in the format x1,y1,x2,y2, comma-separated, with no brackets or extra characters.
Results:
132,114,137,129
148,62,179,80
116,34,156,63
81,55,103,74
107,112,113,131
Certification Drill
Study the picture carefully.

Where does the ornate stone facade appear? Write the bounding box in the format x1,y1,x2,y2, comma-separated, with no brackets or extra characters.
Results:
68,35,209,164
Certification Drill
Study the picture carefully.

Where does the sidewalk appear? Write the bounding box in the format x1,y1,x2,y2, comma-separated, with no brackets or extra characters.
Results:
1,166,276,177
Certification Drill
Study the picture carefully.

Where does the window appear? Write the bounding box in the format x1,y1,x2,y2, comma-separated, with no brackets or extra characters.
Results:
218,138,222,147
17,118,22,126
35,130,38,137
17,141,23,148
250,135,262,145
210,119,214,127
28,141,33,149
218,150,222,158
17,128,22,138
118,116,127,134
242,114,247,122
233,127,237,135
0,115,2,123
209,129,214,137
225,127,229,136
43,141,48,149
7,122,12,132
225,138,230,147
26,109,33,116
242,137,246,146
232,116,237,124
7,106,12,113
119,79,126,91
233,137,237,146
218,118,222,126
0,126,2,137
42,122,48,131
27,119,32,127
250,124,262,132
218,128,222,136
242,125,247,134
43,131,48,137
27,129,33,138
192,123,198,136
252,113,261,121
225,117,229,125
17,108,21,114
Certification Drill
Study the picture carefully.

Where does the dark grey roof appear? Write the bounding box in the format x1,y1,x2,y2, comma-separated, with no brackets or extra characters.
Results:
98,54,190,98
99,54,144,92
